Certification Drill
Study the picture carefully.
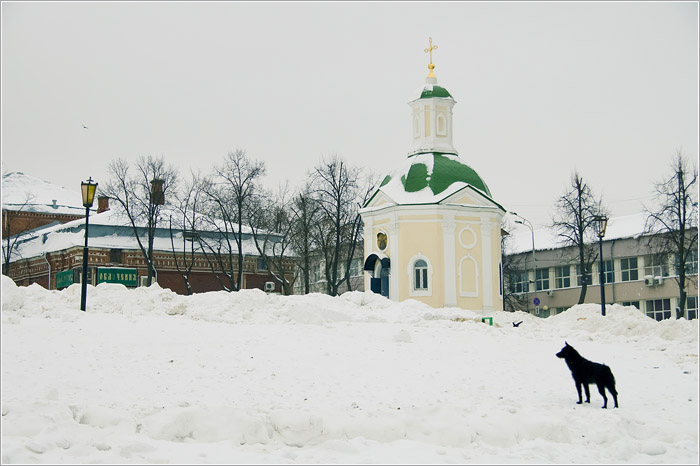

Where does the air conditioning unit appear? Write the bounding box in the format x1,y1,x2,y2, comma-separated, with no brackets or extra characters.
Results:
546,290,555,297
264,281,275,292
654,276,664,286
644,275,655,287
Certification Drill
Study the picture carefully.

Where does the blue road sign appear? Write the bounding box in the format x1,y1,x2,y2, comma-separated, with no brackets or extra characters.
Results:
534,297,541,306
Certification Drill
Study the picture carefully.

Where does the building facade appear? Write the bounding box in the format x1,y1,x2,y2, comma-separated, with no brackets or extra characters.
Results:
5,191,296,296
504,213,698,319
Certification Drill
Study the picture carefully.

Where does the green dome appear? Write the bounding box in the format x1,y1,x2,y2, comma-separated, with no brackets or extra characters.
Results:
364,152,501,210
401,152,492,197
419,85,452,99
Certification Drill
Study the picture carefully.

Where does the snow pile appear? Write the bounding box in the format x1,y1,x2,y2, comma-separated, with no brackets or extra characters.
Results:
2,275,698,464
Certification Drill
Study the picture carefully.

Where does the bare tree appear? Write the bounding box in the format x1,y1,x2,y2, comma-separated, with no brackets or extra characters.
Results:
644,152,698,319
2,194,38,276
168,171,205,295
289,184,320,294
103,156,178,286
311,155,366,296
201,149,266,292
551,171,607,304
341,173,377,292
248,183,295,295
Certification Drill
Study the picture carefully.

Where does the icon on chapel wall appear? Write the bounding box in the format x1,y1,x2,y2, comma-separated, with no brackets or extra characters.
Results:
377,232,387,251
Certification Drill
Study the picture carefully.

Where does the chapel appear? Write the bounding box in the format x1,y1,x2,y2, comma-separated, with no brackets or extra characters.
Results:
360,38,506,310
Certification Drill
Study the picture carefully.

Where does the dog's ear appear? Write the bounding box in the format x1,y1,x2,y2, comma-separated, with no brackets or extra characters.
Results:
565,341,569,346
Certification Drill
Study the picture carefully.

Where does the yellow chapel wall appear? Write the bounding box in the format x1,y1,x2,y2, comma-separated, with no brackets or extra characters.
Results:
365,209,503,311
396,214,445,307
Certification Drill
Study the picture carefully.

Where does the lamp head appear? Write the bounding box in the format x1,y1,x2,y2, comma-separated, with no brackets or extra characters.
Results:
594,215,608,238
81,177,98,208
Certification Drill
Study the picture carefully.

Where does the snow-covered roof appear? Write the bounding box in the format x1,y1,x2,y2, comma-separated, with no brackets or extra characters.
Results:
2,171,85,216
8,207,280,262
505,212,650,254
365,152,501,208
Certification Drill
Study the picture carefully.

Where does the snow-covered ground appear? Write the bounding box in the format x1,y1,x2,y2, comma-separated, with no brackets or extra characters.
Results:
2,275,698,464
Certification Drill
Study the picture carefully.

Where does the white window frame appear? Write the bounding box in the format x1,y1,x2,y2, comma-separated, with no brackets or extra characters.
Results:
620,257,639,282
408,254,433,297
554,265,571,289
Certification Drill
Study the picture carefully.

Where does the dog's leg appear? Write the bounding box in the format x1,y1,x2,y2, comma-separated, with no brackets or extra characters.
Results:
597,384,608,409
583,384,591,403
610,386,619,408
575,382,584,404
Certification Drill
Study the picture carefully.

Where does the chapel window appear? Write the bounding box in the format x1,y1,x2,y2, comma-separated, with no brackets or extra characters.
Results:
414,259,428,290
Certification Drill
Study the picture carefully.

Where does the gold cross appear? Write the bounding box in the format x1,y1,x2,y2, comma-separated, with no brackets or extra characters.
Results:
424,37,438,78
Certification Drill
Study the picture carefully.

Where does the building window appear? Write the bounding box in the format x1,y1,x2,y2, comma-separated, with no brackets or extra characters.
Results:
509,271,529,294
536,268,550,291
350,258,362,277
576,265,592,286
675,249,698,276
313,262,323,282
602,259,614,284
620,257,638,282
436,113,447,136
643,254,669,278
414,259,428,290
110,248,123,264
499,262,503,297
409,255,432,297
645,298,671,321
687,296,698,320
622,301,640,310
257,257,268,271
554,266,571,289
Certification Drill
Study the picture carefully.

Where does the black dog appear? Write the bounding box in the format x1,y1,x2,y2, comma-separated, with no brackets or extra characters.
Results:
556,342,619,409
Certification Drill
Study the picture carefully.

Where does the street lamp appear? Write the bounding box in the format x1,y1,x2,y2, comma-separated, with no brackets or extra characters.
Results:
594,215,608,317
80,177,98,311
511,212,536,314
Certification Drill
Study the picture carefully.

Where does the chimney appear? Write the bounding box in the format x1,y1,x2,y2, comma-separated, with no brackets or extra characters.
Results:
97,196,110,213
51,200,58,209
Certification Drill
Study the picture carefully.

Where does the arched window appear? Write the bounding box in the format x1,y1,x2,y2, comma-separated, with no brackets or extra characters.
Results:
414,259,428,290
408,254,432,297
436,113,447,136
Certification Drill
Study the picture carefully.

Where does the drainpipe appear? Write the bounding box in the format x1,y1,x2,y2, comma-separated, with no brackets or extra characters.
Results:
41,252,51,290
610,239,616,304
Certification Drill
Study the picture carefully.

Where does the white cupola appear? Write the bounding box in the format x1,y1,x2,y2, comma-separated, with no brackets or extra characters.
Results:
408,38,457,157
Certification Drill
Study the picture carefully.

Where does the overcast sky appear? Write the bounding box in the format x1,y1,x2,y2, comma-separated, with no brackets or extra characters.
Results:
2,1,698,228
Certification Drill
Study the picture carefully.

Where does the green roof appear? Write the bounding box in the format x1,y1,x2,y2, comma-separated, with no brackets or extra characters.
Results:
401,153,492,197
420,85,452,99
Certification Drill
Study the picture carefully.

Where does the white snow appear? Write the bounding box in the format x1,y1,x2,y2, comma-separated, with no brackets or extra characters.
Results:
2,274,698,464
370,153,479,207
2,172,85,216
8,208,263,263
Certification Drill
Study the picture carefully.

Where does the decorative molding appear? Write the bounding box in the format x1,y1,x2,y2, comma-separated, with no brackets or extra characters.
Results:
458,254,479,297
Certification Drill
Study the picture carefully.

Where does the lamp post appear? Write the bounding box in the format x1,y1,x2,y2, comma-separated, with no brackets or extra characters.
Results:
511,212,536,314
80,177,98,311
594,215,608,316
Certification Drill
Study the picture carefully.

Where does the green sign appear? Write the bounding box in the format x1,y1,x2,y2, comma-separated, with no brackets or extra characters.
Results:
56,269,75,289
96,267,138,287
